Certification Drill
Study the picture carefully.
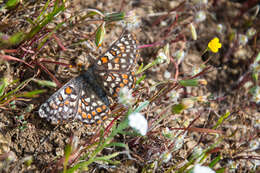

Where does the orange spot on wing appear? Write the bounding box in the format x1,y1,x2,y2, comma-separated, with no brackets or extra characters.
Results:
78,108,82,114
65,87,72,94
102,116,108,120
110,50,116,56
64,100,69,105
119,83,124,87
111,74,115,80
102,105,107,110
87,114,92,119
96,107,102,113
92,111,96,116
82,112,87,119
123,79,128,84
114,58,119,63
120,46,125,51
97,120,102,124
122,74,128,79
101,57,108,63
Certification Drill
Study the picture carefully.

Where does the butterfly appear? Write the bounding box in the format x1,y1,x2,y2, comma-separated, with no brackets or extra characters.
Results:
38,29,139,125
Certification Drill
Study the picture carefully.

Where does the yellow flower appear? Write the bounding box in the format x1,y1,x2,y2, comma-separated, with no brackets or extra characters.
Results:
208,37,222,53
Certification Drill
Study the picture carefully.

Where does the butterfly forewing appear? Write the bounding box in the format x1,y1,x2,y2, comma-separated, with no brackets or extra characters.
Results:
94,30,139,97
95,30,139,72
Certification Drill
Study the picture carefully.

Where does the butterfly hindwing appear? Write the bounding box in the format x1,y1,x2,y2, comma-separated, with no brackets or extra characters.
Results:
39,76,83,124
39,72,110,125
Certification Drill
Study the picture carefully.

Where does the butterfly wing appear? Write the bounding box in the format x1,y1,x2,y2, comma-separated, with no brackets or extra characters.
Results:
93,30,139,97
39,72,110,124
39,76,82,124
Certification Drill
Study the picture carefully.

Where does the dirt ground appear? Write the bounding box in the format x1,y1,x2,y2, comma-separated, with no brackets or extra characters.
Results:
0,0,259,172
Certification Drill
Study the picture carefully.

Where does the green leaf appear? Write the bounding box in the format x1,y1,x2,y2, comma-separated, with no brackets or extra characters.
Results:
209,155,221,168
136,74,146,85
86,9,104,17
172,104,185,114
15,89,46,98
33,79,57,87
213,111,230,129
252,71,258,83
95,22,106,47
249,86,257,95
64,144,72,173
5,0,19,9
95,152,120,162
133,101,149,113
105,142,127,148
216,168,226,173
0,78,8,97
254,52,260,63
104,12,125,22
179,79,199,87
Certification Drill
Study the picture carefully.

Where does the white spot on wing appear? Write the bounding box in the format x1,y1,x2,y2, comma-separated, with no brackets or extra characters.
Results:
107,76,112,81
71,94,77,99
64,106,68,112
108,63,112,69
120,58,126,63
121,64,127,69
115,77,121,82
85,98,90,102
105,52,114,60
111,83,116,88
114,64,120,70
